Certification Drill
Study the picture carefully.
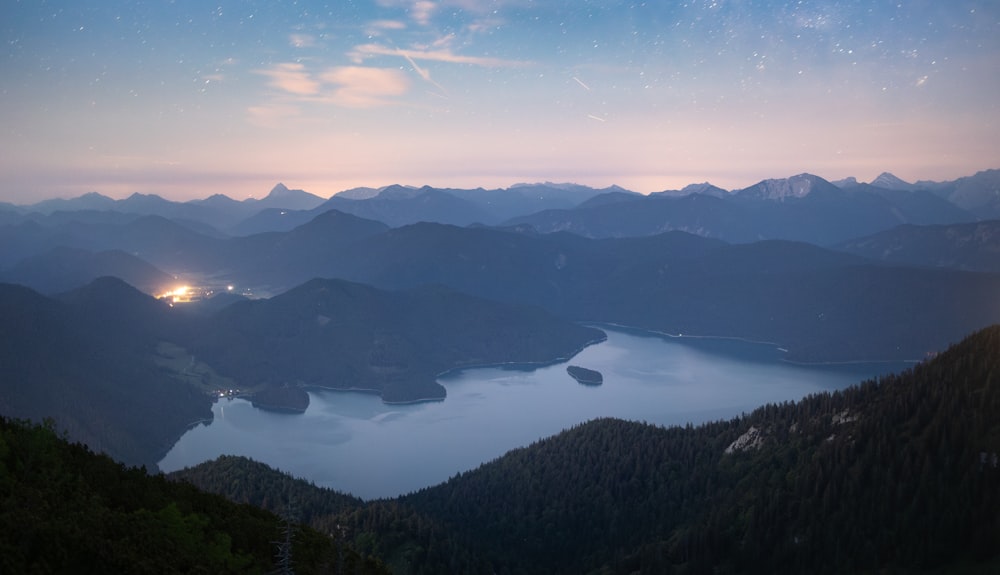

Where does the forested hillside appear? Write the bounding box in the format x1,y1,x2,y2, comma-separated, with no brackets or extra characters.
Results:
174,325,1000,574
0,417,389,574
0,276,601,468
0,279,211,470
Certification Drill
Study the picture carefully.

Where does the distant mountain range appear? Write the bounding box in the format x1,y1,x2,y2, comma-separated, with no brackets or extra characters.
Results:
2,169,997,239
503,172,986,244
3,204,999,362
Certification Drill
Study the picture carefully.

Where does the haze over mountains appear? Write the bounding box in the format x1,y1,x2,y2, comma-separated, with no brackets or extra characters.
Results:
2,169,998,360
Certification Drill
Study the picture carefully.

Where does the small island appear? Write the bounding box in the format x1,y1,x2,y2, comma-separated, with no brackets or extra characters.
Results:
566,365,603,386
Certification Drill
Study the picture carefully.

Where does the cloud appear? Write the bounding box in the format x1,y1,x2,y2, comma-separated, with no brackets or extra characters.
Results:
376,0,438,26
289,33,317,48
368,0,530,35
319,66,411,108
411,1,437,26
253,61,412,110
349,42,531,68
255,63,321,96
366,19,408,35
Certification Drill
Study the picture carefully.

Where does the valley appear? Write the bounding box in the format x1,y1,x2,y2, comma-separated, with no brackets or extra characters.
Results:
2,168,999,573
159,327,908,500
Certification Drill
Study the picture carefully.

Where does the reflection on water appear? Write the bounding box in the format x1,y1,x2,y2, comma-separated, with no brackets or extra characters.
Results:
159,327,907,500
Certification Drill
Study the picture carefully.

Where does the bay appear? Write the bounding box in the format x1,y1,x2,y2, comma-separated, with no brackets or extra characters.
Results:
159,327,908,500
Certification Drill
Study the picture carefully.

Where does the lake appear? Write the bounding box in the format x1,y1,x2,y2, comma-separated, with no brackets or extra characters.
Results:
159,326,909,500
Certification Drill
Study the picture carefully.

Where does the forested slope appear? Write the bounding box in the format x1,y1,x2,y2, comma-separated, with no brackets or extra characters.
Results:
175,325,1000,574
0,417,389,574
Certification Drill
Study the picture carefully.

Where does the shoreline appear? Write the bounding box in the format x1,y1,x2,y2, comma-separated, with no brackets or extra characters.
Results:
586,322,922,365
434,333,609,380
305,384,447,406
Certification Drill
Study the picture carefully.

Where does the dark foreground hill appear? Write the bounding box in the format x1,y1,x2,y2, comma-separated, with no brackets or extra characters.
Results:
0,416,389,574
175,325,1000,574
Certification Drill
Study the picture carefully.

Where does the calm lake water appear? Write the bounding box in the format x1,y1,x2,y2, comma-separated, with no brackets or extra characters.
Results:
159,327,908,500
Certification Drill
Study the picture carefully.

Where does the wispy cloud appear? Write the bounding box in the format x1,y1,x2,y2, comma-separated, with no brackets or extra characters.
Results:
319,66,411,108
411,1,437,26
349,42,531,68
252,61,411,110
366,19,408,35
376,0,438,26
255,62,321,96
289,33,317,48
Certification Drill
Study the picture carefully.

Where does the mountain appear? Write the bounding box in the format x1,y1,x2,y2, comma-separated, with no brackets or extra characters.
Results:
835,219,1000,273
852,183,975,223
0,279,210,469
929,168,1000,219
174,324,1000,574
735,173,843,200
453,182,615,219
317,185,494,227
240,182,617,234
0,416,389,574
16,185,326,234
227,207,315,235
182,214,1000,363
225,208,391,287
870,171,916,190
651,182,730,198
186,277,605,404
831,176,860,188
7,204,993,364
251,182,326,211
0,214,225,272
0,246,173,294
26,191,118,213
576,189,646,208
0,274,603,464
505,173,977,244
335,186,383,199
503,193,751,239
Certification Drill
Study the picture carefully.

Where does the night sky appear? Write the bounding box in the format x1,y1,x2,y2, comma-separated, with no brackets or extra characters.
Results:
2,1,997,203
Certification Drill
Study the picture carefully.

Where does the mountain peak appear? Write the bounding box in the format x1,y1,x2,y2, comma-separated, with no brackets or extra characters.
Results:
737,173,838,200
832,176,860,189
870,172,915,191
253,183,325,210
267,183,290,197
680,182,728,197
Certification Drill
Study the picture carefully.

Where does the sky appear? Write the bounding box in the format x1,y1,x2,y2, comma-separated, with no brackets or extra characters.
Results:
1,1,998,203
